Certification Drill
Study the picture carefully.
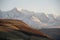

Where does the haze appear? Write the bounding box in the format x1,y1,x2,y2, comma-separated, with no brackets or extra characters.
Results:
0,0,60,14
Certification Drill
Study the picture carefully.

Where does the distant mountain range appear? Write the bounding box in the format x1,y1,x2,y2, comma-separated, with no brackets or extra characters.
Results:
0,8,60,40
0,8,60,29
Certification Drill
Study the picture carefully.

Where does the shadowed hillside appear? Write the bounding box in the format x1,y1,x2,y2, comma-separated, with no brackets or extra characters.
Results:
0,19,54,40
41,28,60,40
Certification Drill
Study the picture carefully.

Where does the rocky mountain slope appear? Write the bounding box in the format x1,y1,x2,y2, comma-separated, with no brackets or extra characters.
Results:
0,19,53,40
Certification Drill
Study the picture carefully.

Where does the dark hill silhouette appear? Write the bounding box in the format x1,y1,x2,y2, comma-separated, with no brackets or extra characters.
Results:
0,19,54,40
40,28,60,40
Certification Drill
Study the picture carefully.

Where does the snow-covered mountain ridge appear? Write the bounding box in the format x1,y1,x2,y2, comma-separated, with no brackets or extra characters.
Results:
0,8,60,29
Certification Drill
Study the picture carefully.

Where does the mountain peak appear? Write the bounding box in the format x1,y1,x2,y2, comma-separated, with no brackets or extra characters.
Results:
12,7,18,11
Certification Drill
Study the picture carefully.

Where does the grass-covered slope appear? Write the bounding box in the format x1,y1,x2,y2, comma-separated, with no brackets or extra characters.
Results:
0,19,53,40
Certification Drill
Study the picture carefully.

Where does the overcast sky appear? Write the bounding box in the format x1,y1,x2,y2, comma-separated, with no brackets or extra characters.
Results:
0,0,60,14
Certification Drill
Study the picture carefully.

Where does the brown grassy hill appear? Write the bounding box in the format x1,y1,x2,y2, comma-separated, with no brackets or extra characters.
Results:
0,19,53,40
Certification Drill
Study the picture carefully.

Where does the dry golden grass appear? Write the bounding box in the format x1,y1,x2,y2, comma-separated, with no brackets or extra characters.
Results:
0,19,53,40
